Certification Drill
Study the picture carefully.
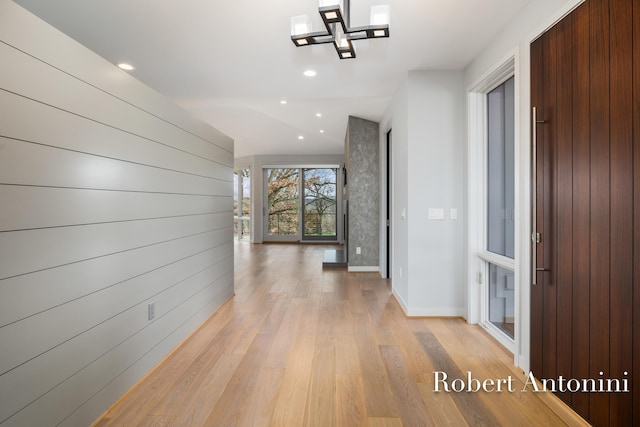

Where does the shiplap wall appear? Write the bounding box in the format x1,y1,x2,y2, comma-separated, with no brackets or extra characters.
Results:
0,1,234,425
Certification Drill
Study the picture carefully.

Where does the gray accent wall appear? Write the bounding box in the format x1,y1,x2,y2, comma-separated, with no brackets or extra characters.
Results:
0,2,234,425
345,116,380,268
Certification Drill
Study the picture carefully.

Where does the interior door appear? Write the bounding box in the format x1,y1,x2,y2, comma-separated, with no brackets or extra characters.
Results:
530,0,639,425
386,129,392,278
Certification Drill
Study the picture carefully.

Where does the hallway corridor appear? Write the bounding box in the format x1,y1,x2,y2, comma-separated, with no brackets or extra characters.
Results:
94,242,586,426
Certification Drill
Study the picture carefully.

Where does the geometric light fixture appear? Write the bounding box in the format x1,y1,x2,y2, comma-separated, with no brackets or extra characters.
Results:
291,0,390,59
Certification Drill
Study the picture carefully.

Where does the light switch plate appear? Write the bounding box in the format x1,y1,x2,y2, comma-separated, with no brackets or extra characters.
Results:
428,208,444,220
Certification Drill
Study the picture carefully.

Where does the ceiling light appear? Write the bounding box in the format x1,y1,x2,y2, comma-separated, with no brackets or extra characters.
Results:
280,99,287,104
324,11,338,20
303,69,317,77
117,62,135,71
298,135,305,140
290,0,390,60
316,113,322,117
320,130,325,133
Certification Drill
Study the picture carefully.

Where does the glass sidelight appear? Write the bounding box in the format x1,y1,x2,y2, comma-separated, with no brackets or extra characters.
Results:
484,76,515,340
487,263,515,339
487,77,515,258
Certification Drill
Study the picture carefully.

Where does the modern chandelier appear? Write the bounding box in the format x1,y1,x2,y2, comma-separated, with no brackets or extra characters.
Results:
290,0,390,59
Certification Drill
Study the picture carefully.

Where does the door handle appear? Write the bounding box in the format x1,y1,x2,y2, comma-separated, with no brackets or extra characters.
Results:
532,107,546,285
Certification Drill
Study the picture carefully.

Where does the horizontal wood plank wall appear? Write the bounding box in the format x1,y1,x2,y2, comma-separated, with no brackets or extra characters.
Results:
0,1,234,425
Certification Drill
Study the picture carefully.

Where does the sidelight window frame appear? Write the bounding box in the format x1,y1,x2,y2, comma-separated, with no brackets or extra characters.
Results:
468,56,519,355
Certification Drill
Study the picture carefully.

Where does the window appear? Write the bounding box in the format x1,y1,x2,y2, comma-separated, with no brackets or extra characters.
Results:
487,77,515,259
234,168,251,240
263,167,339,241
266,168,300,238
485,76,515,340
468,57,517,355
303,168,337,240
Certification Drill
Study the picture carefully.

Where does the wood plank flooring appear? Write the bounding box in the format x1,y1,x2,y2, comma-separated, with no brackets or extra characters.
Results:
93,242,589,426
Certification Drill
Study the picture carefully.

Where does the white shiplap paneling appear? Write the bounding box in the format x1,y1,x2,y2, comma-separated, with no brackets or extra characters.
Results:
0,1,234,425
0,42,233,166
0,229,229,327
0,185,231,232
0,89,231,181
0,137,231,196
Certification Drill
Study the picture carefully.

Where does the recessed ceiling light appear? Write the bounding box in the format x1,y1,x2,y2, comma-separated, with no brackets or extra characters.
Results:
280,99,287,105
303,69,317,77
117,62,135,71
320,130,325,133
316,113,322,118
298,135,305,140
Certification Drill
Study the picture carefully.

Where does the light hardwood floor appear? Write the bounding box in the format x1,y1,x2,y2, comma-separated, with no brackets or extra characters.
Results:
93,242,589,426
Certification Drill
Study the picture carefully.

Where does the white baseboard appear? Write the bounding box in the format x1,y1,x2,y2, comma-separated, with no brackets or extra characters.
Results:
392,290,409,314
391,290,465,318
404,307,467,317
347,266,380,272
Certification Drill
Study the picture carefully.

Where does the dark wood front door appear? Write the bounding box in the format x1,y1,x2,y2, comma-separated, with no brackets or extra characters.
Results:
530,0,640,425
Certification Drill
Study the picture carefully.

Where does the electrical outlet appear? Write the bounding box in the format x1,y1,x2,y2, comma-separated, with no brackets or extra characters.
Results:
148,302,155,321
356,247,361,254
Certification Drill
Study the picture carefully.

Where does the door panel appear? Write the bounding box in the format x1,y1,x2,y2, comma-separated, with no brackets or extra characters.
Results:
634,0,640,419
529,34,544,380
531,0,638,424
588,1,611,423
608,0,634,424
570,3,591,417
540,24,557,385
555,13,574,406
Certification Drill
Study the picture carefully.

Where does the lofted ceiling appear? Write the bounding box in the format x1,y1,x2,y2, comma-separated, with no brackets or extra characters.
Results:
13,0,530,159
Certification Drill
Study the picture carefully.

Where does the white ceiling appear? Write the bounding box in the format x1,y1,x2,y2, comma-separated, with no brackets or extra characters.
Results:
13,0,530,159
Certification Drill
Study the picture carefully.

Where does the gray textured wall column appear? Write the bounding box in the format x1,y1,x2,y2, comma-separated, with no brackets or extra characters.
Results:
345,116,379,268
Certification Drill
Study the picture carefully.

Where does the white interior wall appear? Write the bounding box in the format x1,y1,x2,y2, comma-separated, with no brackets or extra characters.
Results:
383,71,465,316
407,71,466,316
0,1,234,425
463,0,585,371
